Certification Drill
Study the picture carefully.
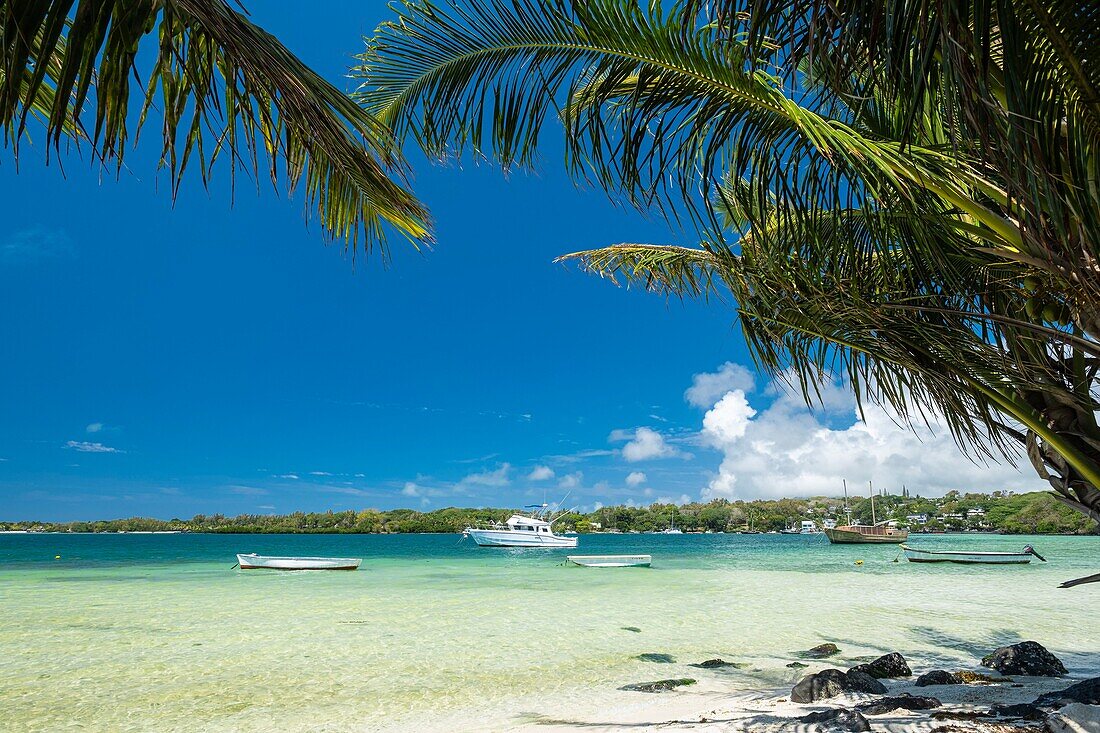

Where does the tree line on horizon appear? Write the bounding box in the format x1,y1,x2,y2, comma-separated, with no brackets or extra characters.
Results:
4,490,1093,536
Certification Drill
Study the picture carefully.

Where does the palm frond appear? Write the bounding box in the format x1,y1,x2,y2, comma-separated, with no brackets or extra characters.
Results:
556,243,729,298
355,0,1016,253
0,0,431,253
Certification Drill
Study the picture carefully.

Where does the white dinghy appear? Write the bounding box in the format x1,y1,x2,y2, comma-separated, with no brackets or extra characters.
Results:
901,544,1046,565
568,554,652,568
236,553,362,570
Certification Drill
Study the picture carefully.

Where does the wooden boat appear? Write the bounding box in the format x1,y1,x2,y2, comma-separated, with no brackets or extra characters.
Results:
825,480,908,544
236,553,362,570
567,554,652,568
901,544,1046,565
825,523,909,544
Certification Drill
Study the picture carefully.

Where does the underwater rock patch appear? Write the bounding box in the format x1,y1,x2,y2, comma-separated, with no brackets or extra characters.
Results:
619,678,696,693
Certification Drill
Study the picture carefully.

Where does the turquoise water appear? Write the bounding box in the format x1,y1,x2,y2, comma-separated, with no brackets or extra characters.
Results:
2,532,1098,731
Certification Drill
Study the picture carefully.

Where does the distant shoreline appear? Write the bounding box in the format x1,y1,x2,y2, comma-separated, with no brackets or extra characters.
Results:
3,490,1096,536
2,529,1095,537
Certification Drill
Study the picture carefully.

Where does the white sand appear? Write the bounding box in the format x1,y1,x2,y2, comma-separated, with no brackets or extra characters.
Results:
511,668,1086,732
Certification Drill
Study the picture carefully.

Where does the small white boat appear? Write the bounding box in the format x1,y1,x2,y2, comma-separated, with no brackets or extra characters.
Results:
236,553,362,570
901,544,1046,565
464,511,577,548
568,554,652,568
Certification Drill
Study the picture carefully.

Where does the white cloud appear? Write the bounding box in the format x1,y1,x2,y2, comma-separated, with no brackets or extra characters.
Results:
656,494,693,505
685,362,756,408
618,427,685,462
701,390,756,444
697,370,1041,500
625,471,647,487
229,486,268,496
527,465,555,481
64,441,121,454
458,463,512,488
276,474,300,480
558,471,582,489
85,422,103,434
401,482,421,497
309,471,333,476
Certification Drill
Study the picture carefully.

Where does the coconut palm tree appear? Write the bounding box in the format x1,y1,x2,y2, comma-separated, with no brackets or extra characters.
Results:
354,0,1100,544
0,0,430,252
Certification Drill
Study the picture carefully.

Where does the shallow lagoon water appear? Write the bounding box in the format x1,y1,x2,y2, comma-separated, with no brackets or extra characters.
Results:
2,532,1098,731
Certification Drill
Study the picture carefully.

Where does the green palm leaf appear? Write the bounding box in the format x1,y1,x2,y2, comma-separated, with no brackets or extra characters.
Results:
1,0,431,253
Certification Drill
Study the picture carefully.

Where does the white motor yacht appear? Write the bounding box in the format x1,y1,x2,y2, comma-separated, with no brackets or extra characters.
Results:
464,511,577,548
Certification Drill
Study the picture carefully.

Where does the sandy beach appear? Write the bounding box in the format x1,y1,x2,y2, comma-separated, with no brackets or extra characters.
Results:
520,667,1092,732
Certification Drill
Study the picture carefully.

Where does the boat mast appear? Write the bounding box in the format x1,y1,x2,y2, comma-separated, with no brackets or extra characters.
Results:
869,481,877,525
842,479,851,524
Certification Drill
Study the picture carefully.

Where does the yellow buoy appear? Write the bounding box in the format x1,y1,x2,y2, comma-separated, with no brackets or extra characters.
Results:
55,555,61,560
854,560,864,566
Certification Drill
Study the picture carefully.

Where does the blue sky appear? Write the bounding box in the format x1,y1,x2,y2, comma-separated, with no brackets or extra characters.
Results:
0,2,1041,521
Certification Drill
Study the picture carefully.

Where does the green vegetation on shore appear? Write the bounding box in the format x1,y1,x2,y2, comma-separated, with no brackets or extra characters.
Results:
3,491,1093,536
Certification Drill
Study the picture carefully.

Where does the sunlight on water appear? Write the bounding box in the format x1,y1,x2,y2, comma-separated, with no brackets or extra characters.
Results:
1,533,1097,731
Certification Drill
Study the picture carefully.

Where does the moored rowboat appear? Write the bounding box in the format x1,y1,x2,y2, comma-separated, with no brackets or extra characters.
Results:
901,544,1045,565
567,554,651,568
236,553,362,570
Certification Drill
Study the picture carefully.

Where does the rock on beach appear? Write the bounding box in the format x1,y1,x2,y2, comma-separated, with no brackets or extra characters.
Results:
849,652,911,679
791,669,887,703
982,641,1067,677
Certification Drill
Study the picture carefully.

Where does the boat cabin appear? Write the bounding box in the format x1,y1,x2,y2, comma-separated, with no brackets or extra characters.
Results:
505,514,555,534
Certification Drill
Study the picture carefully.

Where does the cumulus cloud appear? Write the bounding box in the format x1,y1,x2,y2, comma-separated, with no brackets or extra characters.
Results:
617,427,685,462
695,367,1041,500
625,471,647,487
85,422,104,434
685,362,756,408
527,465,555,481
401,482,421,497
656,494,693,505
458,463,512,488
558,471,582,489
64,440,121,454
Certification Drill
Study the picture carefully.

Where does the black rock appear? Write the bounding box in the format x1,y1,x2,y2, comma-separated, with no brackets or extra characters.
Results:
858,693,941,716
798,708,872,732
846,670,890,695
850,652,911,679
1034,677,1100,709
916,670,960,687
981,641,1067,677
619,678,696,693
787,662,810,669
635,653,675,663
801,643,842,659
930,710,993,721
790,669,888,704
989,702,1046,721
792,670,850,703
690,658,743,669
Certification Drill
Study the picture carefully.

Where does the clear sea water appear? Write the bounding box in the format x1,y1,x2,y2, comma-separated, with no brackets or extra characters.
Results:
2,532,1098,731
